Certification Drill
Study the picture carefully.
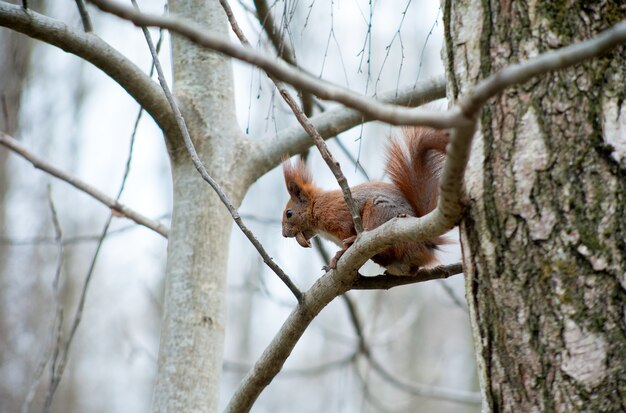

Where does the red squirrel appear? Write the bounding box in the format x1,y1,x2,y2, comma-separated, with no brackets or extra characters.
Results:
282,127,449,275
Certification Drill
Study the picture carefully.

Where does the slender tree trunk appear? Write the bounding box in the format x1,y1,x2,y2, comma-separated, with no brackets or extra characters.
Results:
153,1,245,411
444,1,626,411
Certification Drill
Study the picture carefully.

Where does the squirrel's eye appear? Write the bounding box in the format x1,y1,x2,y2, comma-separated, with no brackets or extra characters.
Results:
286,209,293,219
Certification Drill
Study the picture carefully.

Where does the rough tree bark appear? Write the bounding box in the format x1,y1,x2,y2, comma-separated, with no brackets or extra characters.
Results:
153,1,246,412
445,0,626,411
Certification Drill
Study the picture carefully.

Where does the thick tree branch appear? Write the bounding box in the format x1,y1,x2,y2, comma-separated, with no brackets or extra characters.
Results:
0,133,169,238
0,2,178,140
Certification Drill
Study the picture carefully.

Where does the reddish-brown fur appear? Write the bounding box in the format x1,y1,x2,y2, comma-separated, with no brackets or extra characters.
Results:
282,127,449,275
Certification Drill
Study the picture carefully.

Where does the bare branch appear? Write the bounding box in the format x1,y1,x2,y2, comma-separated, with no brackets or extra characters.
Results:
366,355,482,404
341,290,479,404
0,2,178,139
87,0,460,128
438,278,468,311
251,0,315,114
0,133,169,237
252,0,296,64
278,91,365,232
74,0,93,32
351,263,464,290
225,254,467,411
130,0,303,302
43,72,147,408
90,1,626,131
21,187,65,413
225,268,351,413
44,213,116,412
249,76,447,180
220,0,365,233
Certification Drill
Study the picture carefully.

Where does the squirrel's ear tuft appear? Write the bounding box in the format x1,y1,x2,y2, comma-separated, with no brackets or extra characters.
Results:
282,158,313,202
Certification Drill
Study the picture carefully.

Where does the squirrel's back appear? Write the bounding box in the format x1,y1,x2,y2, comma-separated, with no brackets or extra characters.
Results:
281,127,449,274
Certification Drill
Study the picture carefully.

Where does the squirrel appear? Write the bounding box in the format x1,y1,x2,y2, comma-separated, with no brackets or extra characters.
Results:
281,127,449,276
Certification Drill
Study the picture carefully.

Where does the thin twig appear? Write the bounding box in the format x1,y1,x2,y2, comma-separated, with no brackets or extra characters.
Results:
252,0,315,114
334,135,370,181
341,293,370,355
252,0,296,64
251,75,447,179
87,0,461,129
130,0,303,302
42,51,148,407
366,354,482,404
279,91,365,233
437,279,467,310
342,290,479,404
41,187,66,410
0,133,169,238
74,0,93,32
21,188,65,413
88,0,626,129
220,0,365,234
43,214,115,412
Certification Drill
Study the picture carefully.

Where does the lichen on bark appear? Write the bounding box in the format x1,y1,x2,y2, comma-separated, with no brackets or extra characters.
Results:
448,0,626,411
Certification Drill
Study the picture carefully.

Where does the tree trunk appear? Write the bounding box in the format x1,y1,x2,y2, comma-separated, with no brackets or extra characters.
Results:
444,1,626,411
153,1,245,412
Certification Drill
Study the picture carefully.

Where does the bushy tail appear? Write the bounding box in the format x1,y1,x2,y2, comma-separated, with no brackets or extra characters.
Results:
385,127,448,217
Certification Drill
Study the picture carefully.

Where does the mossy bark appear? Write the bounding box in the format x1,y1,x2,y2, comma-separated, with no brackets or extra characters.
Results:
443,0,626,411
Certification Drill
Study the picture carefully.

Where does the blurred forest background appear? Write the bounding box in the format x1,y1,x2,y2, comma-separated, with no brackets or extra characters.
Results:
0,1,478,412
